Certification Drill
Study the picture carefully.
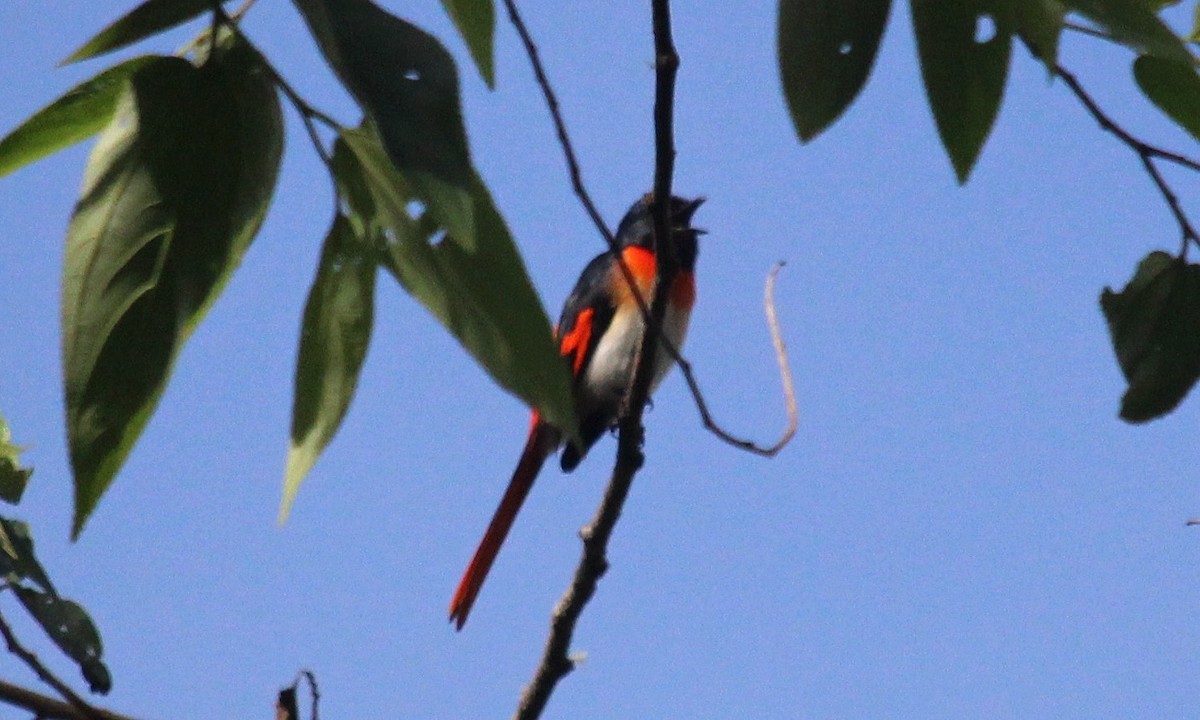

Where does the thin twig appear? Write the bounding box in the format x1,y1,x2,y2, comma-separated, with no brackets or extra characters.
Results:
1062,20,1113,43
1051,61,1200,252
500,0,616,248
500,0,662,341
300,670,320,720
0,611,103,720
678,263,797,455
207,8,340,170
0,678,134,720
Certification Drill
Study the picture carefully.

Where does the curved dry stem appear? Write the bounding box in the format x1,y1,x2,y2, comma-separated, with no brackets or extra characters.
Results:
679,263,797,455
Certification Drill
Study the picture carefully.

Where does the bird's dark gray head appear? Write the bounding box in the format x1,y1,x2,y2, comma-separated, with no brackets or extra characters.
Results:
614,194,705,270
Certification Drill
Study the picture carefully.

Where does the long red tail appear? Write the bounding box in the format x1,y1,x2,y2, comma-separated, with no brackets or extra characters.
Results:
449,420,558,630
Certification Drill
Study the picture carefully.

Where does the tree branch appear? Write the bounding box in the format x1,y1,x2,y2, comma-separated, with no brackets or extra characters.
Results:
0,678,134,720
513,1,681,717
1049,59,1200,254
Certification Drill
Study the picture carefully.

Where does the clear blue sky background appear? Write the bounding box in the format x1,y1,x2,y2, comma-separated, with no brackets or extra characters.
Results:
2,2,1199,718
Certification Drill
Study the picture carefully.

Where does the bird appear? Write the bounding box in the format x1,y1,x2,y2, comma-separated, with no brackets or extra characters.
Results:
448,193,705,630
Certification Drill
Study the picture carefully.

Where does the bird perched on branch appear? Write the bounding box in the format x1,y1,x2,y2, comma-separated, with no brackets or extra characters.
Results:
449,193,705,629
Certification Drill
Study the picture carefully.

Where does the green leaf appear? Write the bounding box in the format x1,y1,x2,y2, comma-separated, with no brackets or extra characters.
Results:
0,414,32,505
0,518,55,594
1190,1,1200,43
291,0,474,188
0,57,156,180
439,0,496,88
911,0,1012,183
335,129,577,437
281,214,377,523
1004,0,1065,68
778,0,892,142
64,36,282,537
63,0,231,64
13,586,112,694
1100,251,1200,422
1133,55,1200,140
1064,0,1194,64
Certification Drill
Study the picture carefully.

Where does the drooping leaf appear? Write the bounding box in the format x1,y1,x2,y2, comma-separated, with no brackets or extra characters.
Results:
291,0,473,188
335,129,577,437
1064,0,1193,64
439,0,496,88
12,586,111,694
911,0,1012,183
1133,55,1200,141
64,36,282,537
63,0,232,64
0,518,55,594
778,0,892,142
1100,251,1200,422
281,214,376,522
0,413,32,505
0,57,156,179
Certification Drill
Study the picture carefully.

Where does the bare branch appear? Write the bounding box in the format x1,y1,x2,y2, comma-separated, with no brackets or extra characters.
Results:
0,678,136,720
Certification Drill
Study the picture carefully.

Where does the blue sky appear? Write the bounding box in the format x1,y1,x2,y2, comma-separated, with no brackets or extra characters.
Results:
2,1,1199,718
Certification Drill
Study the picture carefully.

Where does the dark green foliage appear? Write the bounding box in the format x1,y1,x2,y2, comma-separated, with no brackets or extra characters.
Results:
62,37,283,536
283,213,377,521
778,0,892,142
911,0,1012,183
0,518,111,693
64,0,234,64
1101,252,1200,422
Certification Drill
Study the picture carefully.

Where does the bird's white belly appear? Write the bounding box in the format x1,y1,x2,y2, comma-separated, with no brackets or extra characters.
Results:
584,301,690,405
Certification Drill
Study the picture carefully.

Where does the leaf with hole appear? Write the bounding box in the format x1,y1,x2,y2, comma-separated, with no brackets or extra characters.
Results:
439,0,496,88
0,57,156,179
64,0,233,64
1101,251,1200,422
291,0,473,188
13,585,111,694
64,36,282,537
1064,0,1193,64
1133,55,1200,141
778,0,892,142
281,214,377,522
335,128,577,438
912,0,1012,183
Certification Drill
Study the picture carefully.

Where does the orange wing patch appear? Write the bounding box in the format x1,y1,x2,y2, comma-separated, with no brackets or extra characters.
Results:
559,307,595,375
